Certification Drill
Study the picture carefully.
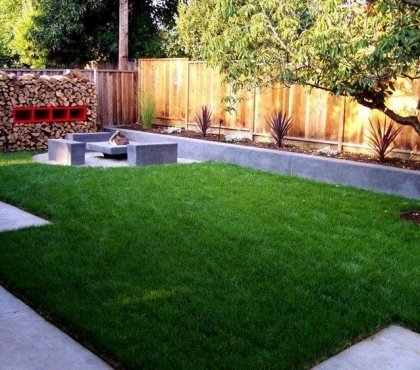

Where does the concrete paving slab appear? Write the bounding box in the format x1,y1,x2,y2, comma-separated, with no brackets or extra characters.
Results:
0,202,50,232
313,325,420,370
0,286,112,370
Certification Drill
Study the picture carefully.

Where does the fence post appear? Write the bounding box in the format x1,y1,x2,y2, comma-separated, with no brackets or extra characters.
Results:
137,60,142,124
185,61,190,130
337,96,346,153
135,67,139,123
252,88,258,141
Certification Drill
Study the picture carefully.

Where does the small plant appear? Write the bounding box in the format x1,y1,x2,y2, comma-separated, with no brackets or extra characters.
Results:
266,110,292,147
140,92,155,129
366,118,402,163
196,106,213,137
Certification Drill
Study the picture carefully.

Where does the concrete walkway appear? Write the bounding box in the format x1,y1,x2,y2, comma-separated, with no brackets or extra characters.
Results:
313,325,420,370
0,202,49,232
0,286,112,370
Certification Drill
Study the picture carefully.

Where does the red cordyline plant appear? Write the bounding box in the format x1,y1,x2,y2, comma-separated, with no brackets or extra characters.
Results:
366,118,402,163
266,110,292,147
196,106,213,137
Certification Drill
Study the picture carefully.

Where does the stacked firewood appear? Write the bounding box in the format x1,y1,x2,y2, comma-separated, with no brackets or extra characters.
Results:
0,70,97,151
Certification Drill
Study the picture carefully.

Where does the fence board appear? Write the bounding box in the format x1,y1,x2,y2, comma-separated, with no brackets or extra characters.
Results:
87,70,137,127
139,59,188,125
188,62,253,129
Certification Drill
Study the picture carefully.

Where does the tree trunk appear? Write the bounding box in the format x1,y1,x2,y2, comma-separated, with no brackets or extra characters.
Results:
356,96,420,136
382,108,420,136
119,0,129,70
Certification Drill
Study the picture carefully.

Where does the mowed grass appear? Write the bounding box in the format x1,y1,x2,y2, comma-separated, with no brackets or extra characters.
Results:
0,151,419,369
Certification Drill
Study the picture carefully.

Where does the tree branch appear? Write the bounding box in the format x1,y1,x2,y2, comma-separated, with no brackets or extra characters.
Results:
259,5,293,56
383,108,420,135
402,73,420,81
304,81,336,93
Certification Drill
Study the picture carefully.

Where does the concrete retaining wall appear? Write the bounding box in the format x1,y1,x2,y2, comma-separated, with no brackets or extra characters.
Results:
106,128,420,199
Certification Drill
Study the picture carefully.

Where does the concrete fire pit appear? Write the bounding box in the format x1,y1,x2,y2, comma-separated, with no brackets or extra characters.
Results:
86,142,128,157
45,132,181,167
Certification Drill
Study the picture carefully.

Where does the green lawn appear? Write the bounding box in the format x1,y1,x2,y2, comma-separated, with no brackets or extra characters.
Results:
0,151,419,369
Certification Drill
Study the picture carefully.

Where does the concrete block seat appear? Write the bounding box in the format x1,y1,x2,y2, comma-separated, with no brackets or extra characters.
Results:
127,143,178,166
65,132,113,143
48,139,85,165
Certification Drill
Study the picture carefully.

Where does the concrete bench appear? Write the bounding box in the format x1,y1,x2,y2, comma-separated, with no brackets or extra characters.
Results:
48,139,85,165
65,133,113,152
127,143,178,166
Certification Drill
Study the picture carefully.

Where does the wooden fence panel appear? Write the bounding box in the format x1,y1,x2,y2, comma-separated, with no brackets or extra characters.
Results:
139,59,188,126
95,70,138,127
254,85,343,143
302,88,342,142
253,84,290,136
187,62,254,130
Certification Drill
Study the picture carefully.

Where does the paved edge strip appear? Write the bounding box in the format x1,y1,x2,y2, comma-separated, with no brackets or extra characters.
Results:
0,286,112,370
0,201,50,232
312,325,420,370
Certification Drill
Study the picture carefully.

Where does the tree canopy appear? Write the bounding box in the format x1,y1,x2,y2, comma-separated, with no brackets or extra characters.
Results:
177,0,420,134
0,0,179,68
0,0,45,67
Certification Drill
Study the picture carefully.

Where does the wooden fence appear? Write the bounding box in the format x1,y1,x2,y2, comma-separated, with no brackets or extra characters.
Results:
3,62,419,154
94,70,137,128
1,68,138,128
139,59,420,155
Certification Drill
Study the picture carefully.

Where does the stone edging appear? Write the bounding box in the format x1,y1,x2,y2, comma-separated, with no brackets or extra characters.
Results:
105,127,420,199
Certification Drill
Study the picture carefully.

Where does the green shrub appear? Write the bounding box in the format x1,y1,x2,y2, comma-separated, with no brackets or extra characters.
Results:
140,92,155,129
